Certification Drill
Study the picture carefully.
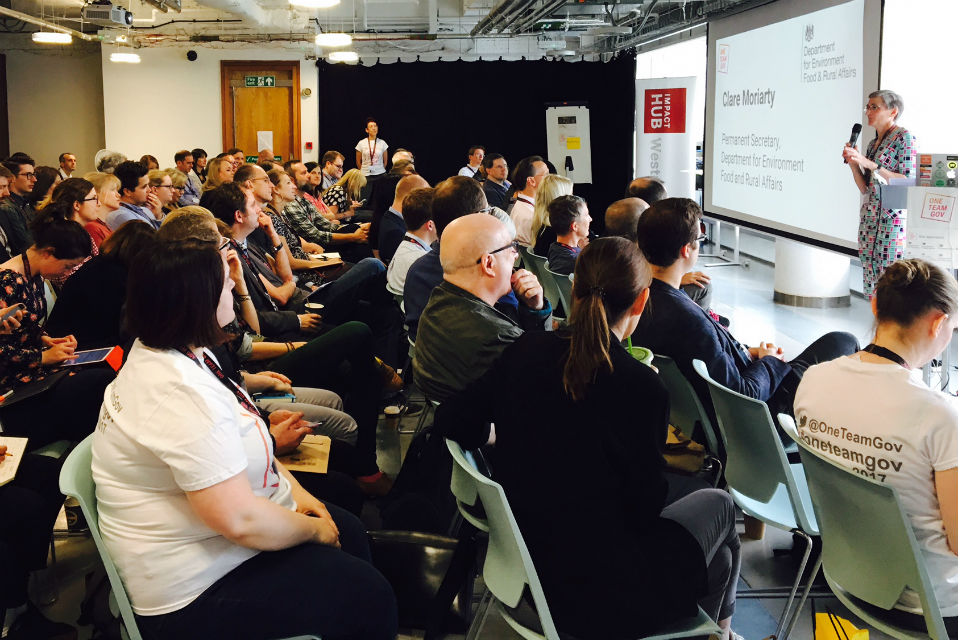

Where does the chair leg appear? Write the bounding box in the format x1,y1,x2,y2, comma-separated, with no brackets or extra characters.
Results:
782,554,823,639
773,529,813,640
465,588,493,640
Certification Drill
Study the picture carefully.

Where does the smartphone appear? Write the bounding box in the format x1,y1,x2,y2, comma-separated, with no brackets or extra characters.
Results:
300,421,322,430
0,304,25,322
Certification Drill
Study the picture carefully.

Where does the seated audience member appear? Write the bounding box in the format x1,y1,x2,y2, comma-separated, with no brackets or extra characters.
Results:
202,155,235,192
175,150,200,206
546,195,591,276
94,149,125,174
437,237,740,640
45,221,156,349
139,154,159,171
606,197,714,312
508,155,549,247
282,161,370,251
264,168,329,265
106,161,160,230
82,171,121,247
414,212,550,402
58,152,76,180
481,153,510,210
226,147,245,170
257,148,275,165
92,240,397,640
24,166,60,223
458,145,485,180
378,173,430,265
165,169,189,213
43,178,101,287
0,153,38,259
146,169,176,219
531,174,574,256
322,168,366,221
794,258,958,629
367,158,416,258
633,198,859,420
626,175,667,203
0,213,115,448
190,148,207,185
386,187,435,296
0,165,12,201
319,150,345,191
1,440,77,638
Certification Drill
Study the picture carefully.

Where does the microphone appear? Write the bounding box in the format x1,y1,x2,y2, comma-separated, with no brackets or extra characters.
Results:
843,123,862,164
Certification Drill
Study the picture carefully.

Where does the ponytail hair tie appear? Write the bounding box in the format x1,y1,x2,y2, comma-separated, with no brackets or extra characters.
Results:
589,286,605,299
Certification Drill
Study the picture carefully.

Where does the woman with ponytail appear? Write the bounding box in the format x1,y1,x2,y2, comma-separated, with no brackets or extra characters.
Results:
437,236,741,640
41,177,100,286
795,258,958,629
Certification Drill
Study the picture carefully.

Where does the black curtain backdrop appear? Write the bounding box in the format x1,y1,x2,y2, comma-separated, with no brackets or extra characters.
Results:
317,54,637,230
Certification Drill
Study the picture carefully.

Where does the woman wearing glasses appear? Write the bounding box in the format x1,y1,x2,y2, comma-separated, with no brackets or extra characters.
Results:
842,89,917,298
43,178,102,287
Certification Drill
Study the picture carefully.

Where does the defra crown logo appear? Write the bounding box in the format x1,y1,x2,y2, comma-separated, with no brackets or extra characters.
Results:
643,88,686,134
805,24,814,42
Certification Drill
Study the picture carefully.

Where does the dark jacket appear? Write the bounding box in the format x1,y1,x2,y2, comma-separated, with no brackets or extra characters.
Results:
377,208,406,265
413,280,551,402
0,194,33,259
44,255,128,349
232,240,301,338
483,180,510,210
436,331,707,639
633,278,792,411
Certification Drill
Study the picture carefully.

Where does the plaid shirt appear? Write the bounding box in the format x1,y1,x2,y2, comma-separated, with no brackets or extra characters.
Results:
282,194,339,247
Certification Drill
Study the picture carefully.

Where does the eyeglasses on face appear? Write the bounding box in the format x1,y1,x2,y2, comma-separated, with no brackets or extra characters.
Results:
19,172,36,179
476,240,519,264
218,238,231,252
82,196,99,202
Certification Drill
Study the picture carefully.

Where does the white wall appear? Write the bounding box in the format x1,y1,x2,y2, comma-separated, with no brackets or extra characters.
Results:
2,35,105,174
101,43,320,166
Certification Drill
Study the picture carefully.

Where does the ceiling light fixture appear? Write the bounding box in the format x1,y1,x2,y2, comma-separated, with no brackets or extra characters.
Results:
315,32,351,47
327,50,359,63
31,31,72,44
289,0,340,8
110,52,141,63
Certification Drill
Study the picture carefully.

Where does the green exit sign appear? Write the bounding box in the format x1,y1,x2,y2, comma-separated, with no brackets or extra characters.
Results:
244,75,276,87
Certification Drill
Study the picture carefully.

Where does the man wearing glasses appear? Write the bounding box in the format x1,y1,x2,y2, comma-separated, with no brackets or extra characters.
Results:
320,150,345,191
0,153,39,258
413,212,551,403
175,150,200,206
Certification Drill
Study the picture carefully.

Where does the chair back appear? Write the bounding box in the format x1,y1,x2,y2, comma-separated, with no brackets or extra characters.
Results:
59,436,144,640
691,360,816,533
546,268,573,317
446,439,559,640
653,355,720,455
523,247,561,315
778,415,949,639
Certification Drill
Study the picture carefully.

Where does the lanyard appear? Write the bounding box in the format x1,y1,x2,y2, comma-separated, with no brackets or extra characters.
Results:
367,137,378,165
863,343,909,368
232,240,277,310
178,347,262,415
19,252,42,310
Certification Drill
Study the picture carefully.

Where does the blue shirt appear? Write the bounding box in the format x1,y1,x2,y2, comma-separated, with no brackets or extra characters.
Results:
403,243,519,339
106,202,159,231
179,175,201,206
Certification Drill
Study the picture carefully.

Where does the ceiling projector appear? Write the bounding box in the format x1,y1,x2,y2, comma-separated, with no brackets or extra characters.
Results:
82,2,134,26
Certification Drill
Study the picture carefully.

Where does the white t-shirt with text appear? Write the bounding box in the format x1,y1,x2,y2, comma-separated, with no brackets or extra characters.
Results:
794,355,958,616
91,341,295,616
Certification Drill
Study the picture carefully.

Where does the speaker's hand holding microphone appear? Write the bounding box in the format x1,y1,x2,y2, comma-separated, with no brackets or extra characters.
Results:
842,123,863,165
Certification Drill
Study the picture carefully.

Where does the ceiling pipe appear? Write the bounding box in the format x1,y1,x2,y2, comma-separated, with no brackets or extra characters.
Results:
0,5,98,42
511,0,568,34
471,0,521,36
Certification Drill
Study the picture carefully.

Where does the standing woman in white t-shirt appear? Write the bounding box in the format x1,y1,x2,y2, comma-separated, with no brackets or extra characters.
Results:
795,258,958,630
92,240,397,639
354,118,388,177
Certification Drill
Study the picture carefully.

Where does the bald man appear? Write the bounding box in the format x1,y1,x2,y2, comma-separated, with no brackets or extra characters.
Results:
605,196,714,311
378,173,430,265
625,176,667,204
413,213,551,402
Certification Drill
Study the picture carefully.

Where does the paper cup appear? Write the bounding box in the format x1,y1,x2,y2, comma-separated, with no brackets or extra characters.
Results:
305,302,325,312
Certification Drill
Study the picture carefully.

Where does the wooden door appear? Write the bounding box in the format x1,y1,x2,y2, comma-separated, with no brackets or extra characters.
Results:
221,62,300,162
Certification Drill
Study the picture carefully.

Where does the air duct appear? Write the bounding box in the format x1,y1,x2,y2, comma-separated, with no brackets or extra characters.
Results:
191,0,309,32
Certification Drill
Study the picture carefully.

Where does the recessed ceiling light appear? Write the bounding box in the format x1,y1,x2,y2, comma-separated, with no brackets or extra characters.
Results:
32,31,72,44
110,52,141,63
328,50,359,63
315,32,351,47
290,0,340,8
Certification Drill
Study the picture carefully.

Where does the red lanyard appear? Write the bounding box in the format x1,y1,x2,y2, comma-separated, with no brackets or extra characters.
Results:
367,138,378,165
178,348,260,416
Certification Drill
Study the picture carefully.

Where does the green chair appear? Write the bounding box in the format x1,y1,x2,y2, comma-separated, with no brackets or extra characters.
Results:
59,435,320,640
446,438,720,640
653,354,723,486
691,359,819,640
523,247,561,315
545,267,573,317
778,414,951,640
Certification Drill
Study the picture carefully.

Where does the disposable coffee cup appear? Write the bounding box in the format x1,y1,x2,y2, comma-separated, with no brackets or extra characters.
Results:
65,496,88,533
305,302,325,312
384,405,401,430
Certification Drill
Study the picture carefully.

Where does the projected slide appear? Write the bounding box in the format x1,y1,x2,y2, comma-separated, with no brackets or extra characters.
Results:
707,0,870,250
